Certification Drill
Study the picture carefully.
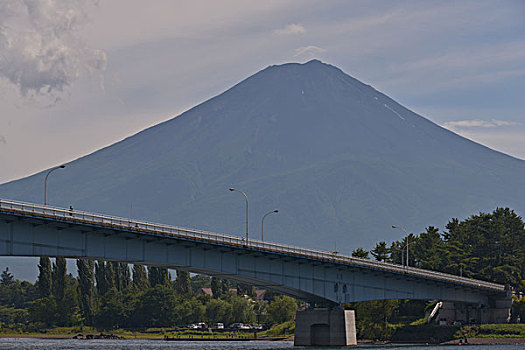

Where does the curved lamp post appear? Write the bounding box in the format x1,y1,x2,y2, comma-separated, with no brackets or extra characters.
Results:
261,209,278,241
44,165,66,205
229,188,249,242
392,225,411,267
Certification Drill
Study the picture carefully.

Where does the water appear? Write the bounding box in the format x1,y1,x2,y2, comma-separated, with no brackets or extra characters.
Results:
0,339,523,350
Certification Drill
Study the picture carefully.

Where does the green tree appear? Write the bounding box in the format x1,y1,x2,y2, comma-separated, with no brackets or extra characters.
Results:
119,263,131,291
52,258,67,302
132,264,149,292
105,261,116,291
205,298,232,324
443,208,525,288
221,279,230,295
76,259,95,325
414,226,443,270
230,295,255,323
371,241,389,262
175,270,191,297
28,297,57,327
95,260,107,296
267,295,297,324
134,285,178,327
211,277,221,298
1,268,14,286
351,248,370,259
96,288,127,329
37,257,52,298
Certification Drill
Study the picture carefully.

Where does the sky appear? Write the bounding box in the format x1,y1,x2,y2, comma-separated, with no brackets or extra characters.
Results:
1,0,525,184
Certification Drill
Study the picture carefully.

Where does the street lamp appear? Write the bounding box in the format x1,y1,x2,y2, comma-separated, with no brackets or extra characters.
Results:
44,165,66,205
229,188,249,243
261,209,278,241
392,225,411,267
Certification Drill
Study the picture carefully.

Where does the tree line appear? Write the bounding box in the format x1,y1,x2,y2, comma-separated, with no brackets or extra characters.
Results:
0,260,298,330
347,207,525,339
353,208,525,293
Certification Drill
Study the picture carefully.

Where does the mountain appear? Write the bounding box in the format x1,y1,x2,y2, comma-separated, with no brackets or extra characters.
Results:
2,60,525,280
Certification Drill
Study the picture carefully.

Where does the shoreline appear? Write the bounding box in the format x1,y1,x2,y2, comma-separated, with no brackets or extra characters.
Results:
2,334,525,345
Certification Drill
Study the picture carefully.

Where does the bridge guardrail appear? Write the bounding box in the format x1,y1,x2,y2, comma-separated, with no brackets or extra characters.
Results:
0,198,505,293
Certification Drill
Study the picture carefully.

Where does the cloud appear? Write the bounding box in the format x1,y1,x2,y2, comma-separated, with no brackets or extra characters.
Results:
294,45,326,57
273,23,306,35
444,119,519,129
0,0,107,97
0,135,6,144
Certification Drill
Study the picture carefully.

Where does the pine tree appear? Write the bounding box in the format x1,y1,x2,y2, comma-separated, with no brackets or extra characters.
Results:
351,248,370,259
371,241,390,262
0,267,14,286
37,257,52,298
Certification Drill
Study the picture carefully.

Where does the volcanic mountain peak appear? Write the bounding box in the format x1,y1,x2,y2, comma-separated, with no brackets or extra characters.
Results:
1,61,524,282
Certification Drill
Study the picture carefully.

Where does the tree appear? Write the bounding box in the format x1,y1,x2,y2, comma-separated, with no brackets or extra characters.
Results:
205,298,232,324
352,248,369,259
371,241,389,262
105,261,116,291
230,295,255,324
148,266,170,288
267,295,297,325
37,257,52,298
175,270,191,297
53,258,67,302
211,277,221,298
1,268,14,286
96,288,127,329
95,260,107,296
221,279,230,295
442,208,525,288
414,226,443,270
132,264,149,292
133,285,178,327
77,259,95,324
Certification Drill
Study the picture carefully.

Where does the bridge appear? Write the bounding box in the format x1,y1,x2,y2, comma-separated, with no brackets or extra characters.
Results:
0,198,512,346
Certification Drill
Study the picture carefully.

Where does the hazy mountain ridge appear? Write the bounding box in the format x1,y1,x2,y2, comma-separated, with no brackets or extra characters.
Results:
1,60,524,280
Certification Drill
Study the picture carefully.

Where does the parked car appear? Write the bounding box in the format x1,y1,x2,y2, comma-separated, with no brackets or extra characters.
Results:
229,323,251,330
212,323,224,329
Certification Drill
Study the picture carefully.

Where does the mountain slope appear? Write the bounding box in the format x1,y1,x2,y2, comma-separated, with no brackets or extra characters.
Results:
1,60,524,267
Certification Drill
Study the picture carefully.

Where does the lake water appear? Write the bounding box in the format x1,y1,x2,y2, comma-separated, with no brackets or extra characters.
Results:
0,339,523,350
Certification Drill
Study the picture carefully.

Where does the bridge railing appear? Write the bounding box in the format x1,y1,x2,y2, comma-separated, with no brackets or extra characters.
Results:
0,198,504,292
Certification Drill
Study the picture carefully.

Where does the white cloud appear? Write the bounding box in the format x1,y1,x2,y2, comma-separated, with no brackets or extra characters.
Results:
273,23,306,35
294,45,325,57
451,128,525,161
0,135,6,144
0,0,107,97
444,119,519,129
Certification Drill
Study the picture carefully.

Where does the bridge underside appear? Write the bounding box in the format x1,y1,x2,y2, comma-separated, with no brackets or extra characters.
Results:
0,211,502,306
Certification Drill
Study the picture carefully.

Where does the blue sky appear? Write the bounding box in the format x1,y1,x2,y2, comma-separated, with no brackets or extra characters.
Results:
0,0,524,183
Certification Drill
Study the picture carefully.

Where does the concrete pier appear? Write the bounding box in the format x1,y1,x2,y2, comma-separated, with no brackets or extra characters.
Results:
294,308,357,346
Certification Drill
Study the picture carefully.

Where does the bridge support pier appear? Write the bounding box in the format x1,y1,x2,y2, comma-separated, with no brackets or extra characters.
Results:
294,308,357,346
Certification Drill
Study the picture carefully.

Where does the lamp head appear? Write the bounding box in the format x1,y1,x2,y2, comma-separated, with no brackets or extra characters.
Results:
229,188,235,192
392,225,397,229
274,210,279,213
59,165,66,169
